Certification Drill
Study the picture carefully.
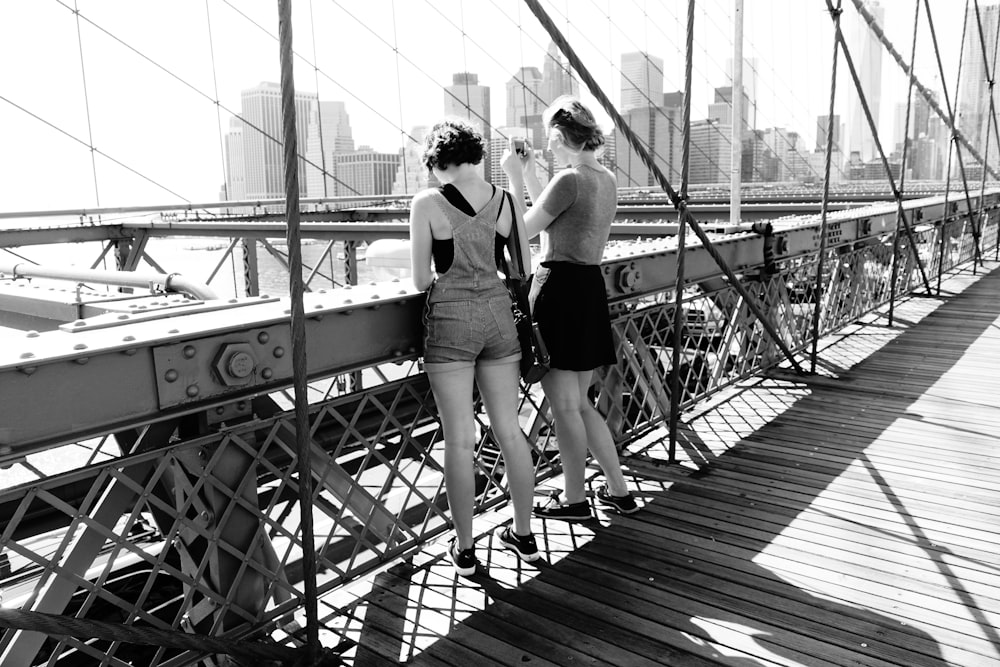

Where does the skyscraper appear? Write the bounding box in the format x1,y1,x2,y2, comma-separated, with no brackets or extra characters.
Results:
392,126,431,195
957,2,1000,171
844,1,884,164
236,82,317,200
689,119,731,184
725,57,758,131
305,101,354,199
620,51,664,112
614,92,682,187
709,86,750,134
541,41,578,105
335,148,400,197
223,116,246,201
506,66,544,128
816,114,843,153
444,73,492,182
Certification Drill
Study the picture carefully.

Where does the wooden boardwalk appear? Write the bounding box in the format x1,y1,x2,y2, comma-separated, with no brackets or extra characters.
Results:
325,262,1000,667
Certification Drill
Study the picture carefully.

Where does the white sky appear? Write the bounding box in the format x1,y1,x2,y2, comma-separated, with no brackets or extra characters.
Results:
0,0,969,211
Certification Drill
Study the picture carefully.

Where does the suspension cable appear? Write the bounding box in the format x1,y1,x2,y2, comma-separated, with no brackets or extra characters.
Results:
633,0,846,183
0,93,190,202
308,0,330,199
917,0,986,268
853,0,998,184
585,0,733,182
667,0,696,464
828,0,933,294
971,0,996,270
810,1,842,373
71,0,100,208
204,0,228,204
52,0,362,200
887,0,922,326
549,1,720,183
276,1,321,663
390,0,410,195
524,0,805,375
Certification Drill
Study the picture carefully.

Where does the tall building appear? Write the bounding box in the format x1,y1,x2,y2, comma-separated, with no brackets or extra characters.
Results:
688,119,731,184
725,57,758,131
305,101,354,199
615,92,683,187
334,148,400,197
392,126,431,196
541,41,578,105
506,66,545,128
444,72,492,182
236,82,316,200
816,114,843,153
762,127,810,181
957,2,1000,171
844,1,884,164
621,51,664,112
709,86,750,136
505,67,546,169
223,116,246,201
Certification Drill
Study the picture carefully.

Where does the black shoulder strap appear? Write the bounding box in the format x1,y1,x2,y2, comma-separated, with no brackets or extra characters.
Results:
438,183,476,216
505,190,527,278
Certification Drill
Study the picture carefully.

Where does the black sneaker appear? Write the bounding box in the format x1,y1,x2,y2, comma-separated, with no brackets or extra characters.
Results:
532,497,593,521
449,538,478,577
498,526,541,562
596,484,639,514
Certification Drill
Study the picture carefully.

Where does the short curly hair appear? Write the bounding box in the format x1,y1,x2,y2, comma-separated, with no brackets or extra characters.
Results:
421,119,485,171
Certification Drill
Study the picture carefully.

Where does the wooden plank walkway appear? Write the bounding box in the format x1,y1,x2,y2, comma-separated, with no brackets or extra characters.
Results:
324,261,1000,667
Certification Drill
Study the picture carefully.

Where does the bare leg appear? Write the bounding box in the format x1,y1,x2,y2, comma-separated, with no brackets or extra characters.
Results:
426,366,476,549
476,360,536,536
540,369,591,504
575,372,629,496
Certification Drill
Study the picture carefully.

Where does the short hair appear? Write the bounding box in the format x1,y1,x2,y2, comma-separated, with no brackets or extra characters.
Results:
421,119,485,171
543,96,605,151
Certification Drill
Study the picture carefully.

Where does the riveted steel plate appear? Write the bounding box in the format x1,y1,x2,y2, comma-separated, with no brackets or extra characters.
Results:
152,324,293,409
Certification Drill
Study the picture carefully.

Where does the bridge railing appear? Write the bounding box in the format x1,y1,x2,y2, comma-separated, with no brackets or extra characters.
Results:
0,191,997,665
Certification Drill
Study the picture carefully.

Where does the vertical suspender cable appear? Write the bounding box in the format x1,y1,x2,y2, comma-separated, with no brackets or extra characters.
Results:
667,0,695,464
972,0,995,270
855,0,986,271
276,0,320,662
888,0,922,327
923,0,966,291
826,0,932,295
523,0,806,375
390,0,409,195
73,0,100,208
204,0,228,202
309,0,330,199
731,0,743,226
810,1,842,374
204,0,242,298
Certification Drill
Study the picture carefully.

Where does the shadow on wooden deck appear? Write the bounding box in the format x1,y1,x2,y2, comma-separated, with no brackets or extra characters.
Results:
328,263,1000,667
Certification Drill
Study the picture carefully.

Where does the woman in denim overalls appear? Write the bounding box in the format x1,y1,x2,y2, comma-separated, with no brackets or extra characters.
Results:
409,119,539,577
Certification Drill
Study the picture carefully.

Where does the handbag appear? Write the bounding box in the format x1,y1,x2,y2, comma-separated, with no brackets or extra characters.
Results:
499,190,550,383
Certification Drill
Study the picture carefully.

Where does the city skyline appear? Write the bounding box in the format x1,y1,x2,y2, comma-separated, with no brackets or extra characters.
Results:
0,1,978,210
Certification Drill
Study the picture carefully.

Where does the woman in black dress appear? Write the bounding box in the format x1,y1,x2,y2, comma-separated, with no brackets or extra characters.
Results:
502,97,639,520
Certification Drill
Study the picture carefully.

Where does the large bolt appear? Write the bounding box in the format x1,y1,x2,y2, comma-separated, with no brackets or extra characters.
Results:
227,351,255,378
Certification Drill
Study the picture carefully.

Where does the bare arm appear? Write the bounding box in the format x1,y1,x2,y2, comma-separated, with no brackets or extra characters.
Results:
408,193,435,291
507,196,532,279
501,144,556,240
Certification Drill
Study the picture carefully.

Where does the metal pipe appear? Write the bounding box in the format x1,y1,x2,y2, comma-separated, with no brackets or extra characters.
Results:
0,262,218,300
